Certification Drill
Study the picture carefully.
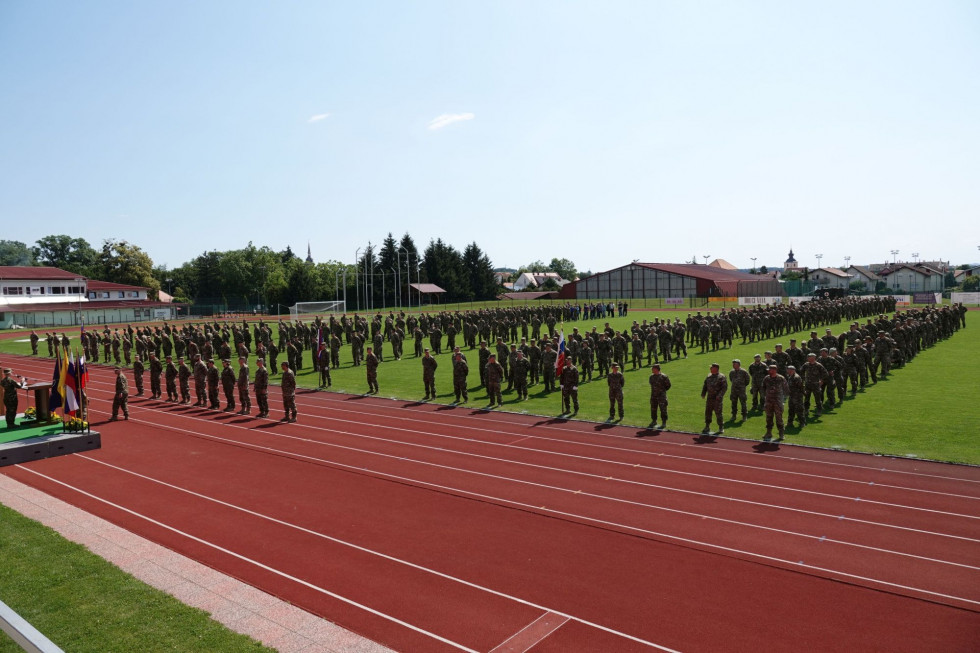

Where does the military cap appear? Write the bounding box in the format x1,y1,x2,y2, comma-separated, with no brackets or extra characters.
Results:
113,366,121,370
820,347,828,352
829,347,837,353
764,350,772,355
769,364,778,369
732,359,740,364
2,368,11,374
807,352,817,357
652,363,661,369
710,363,720,368
790,338,797,342
754,354,762,359
787,365,796,370
165,355,172,359
206,359,214,363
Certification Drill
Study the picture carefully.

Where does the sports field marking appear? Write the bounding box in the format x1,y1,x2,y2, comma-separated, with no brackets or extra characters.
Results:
29,458,682,653
488,611,570,653
66,411,980,608
16,466,480,653
49,382,980,547
91,411,980,572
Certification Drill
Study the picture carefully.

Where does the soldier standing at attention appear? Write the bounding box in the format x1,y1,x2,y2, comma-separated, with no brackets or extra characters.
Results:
477,342,491,388
748,354,767,411
648,363,671,429
511,351,529,400
541,343,557,391
206,359,220,410
801,353,827,418
700,363,728,435
237,357,251,415
164,355,178,402
110,367,129,421
560,357,581,415
193,355,207,406
148,353,163,400
729,359,750,421
29,331,39,355
132,355,145,396
527,340,542,385
785,365,806,428
253,358,269,418
452,351,469,403
280,361,297,422
177,357,191,404
606,362,625,421
220,359,236,411
365,346,379,394
761,365,789,441
485,354,504,407
317,343,331,388
579,339,594,382
422,349,438,400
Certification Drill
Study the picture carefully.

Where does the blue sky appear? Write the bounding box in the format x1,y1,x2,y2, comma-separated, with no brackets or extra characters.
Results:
1,1,977,273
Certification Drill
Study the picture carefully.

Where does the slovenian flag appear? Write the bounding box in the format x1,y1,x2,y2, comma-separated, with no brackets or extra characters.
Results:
555,329,566,374
65,350,80,415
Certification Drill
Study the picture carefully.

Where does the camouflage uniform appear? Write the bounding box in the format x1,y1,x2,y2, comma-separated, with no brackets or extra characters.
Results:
648,369,671,426
178,360,191,404
164,358,178,401
111,371,129,420
700,369,728,433
748,357,767,410
485,359,504,406
237,361,251,414
193,358,207,405
541,347,557,391
607,367,625,419
761,370,789,439
206,362,220,409
452,356,469,402
365,351,379,394
786,370,805,427
221,361,236,411
422,353,438,399
511,355,530,400
801,358,827,416
728,363,750,420
133,358,145,396
253,362,269,417
149,355,163,399
560,363,580,414
280,366,297,421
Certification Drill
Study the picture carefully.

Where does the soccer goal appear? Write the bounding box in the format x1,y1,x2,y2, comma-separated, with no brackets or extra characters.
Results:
289,301,346,320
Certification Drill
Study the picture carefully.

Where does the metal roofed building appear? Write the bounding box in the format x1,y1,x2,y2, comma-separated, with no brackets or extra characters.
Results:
557,262,782,300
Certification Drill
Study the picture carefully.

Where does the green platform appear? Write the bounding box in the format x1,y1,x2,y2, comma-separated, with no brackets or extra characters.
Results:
0,416,80,444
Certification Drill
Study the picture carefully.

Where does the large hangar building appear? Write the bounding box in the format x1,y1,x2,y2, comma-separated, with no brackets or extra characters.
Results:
558,262,782,300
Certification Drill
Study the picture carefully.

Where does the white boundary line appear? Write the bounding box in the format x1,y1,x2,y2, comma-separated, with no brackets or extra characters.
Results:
18,464,683,652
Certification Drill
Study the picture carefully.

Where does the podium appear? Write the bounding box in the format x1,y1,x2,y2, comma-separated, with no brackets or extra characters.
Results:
27,382,52,422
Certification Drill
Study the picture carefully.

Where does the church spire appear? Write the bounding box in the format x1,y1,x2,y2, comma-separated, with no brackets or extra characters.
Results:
306,242,313,264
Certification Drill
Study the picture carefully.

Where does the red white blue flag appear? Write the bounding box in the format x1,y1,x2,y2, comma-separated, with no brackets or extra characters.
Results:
555,329,566,374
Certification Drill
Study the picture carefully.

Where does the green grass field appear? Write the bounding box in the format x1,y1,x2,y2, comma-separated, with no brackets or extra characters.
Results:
2,308,975,464
0,503,271,653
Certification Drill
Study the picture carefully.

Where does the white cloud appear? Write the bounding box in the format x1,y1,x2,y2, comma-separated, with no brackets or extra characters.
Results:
427,112,475,130
307,113,331,123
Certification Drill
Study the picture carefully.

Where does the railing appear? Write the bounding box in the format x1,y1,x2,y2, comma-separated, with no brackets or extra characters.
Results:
0,599,63,653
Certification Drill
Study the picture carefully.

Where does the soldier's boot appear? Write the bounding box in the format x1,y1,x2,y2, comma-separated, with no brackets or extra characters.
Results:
786,418,794,428
742,411,748,420
701,424,711,434
776,427,785,441
731,411,737,422
763,429,772,441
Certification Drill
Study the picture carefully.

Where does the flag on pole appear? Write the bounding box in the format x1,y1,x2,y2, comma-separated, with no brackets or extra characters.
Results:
57,348,70,418
65,350,80,415
77,349,89,391
49,352,63,412
555,329,566,374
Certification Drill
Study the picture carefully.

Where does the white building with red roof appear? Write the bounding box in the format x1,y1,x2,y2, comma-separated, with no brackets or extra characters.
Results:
1,266,177,329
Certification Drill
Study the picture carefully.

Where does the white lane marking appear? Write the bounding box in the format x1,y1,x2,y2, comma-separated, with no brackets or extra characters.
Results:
64,388,980,547
23,460,683,653
489,611,570,653
16,466,479,653
80,417,980,573
15,355,980,495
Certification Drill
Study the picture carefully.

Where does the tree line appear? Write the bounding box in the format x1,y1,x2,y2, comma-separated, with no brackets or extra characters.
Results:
0,233,535,310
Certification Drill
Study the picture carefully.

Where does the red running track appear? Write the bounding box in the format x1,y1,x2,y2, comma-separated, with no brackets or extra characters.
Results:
3,353,979,652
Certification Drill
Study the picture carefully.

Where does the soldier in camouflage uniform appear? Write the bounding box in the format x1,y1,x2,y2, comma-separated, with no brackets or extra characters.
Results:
748,354,767,410
785,366,806,428
801,353,828,417
511,351,530,400
422,349,438,400
729,359,750,421
528,340,542,385
178,357,191,404
452,351,470,403
648,363,671,428
761,365,788,441
206,359,220,410
818,348,840,409
700,363,728,434
873,332,894,379
193,355,207,406
579,339,594,382
560,358,580,415
164,355,178,402
631,333,643,370
221,359,236,411
542,344,557,391
365,347,379,394
280,362,297,422
596,334,612,377
477,342,491,388
485,354,504,407
132,355,145,396
149,353,163,399
237,357,251,414
253,358,269,418
604,362,623,420
110,367,128,421
842,345,859,394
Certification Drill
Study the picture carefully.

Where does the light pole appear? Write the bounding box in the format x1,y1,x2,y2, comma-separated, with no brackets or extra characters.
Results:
890,249,899,264
844,255,850,269
395,249,401,309
815,254,823,270
912,252,919,264
750,257,757,273
702,255,710,266
355,247,362,311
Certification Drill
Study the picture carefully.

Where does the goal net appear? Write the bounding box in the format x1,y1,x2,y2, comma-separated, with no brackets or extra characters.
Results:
289,301,346,320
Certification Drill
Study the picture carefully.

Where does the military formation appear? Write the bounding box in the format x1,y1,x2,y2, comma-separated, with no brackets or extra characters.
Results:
40,297,966,433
